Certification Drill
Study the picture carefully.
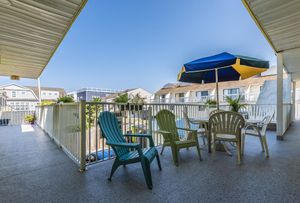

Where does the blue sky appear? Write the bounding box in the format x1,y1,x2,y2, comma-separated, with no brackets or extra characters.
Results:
1,0,276,93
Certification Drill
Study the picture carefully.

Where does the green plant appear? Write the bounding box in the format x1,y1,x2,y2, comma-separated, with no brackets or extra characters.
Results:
57,95,74,103
205,99,217,106
130,93,146,104
114,93,129,103
86,97,102,127
25,114,36,124
225,95,246,112
41,100,55,106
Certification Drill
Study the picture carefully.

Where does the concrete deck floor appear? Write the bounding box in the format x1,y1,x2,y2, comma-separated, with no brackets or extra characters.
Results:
0,123,300,203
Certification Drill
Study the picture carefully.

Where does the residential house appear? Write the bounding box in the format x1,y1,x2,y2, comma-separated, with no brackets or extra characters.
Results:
153,75,277,104
68,88,122,102
27,86,66,102
104,88,152,103
0,84,66,111
0,91,7,107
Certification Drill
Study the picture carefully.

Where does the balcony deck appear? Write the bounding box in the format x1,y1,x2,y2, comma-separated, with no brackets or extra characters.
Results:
0,123,300,202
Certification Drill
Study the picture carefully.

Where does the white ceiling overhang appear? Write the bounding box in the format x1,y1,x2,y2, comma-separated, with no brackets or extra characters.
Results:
0,0,87,79
242,0,300,81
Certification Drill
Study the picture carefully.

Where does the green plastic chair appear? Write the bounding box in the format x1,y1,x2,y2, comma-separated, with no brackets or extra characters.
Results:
98,111,161,190
156,109,202,166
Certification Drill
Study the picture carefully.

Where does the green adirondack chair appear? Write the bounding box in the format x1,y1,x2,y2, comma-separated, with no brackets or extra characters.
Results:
98,111,161,190
156,109,202,166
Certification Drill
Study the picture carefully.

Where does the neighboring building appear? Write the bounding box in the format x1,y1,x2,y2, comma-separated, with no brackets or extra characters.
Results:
0,84,39,111
104,88,152,103
26,86,66,102
0,84,66,111
153,75,277,104
68,88,122,102
0,91,7,107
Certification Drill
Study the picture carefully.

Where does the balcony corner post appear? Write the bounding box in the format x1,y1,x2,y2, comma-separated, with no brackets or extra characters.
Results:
80,100,87,172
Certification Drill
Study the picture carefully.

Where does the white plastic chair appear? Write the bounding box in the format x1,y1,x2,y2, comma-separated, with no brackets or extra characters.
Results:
182,110,207,145
242,112,274,158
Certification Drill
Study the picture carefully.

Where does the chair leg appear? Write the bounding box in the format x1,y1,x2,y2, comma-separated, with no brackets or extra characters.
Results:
241,134,245,156
160,145,165,155
202,135,206,145
262,136,269,158
140,159,153,189
212,140,216,161
237,140,241,165
156,154,162,170
108,159,120,181
259,136,265,152
195,138,202,161
171,146,179,166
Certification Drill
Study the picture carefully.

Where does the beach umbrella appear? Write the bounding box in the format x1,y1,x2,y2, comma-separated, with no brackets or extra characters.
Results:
177,52,269,109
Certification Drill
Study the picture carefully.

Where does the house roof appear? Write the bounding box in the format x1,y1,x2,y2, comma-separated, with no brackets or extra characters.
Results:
26,86,66,97
0,0,87,79
155,75,277,95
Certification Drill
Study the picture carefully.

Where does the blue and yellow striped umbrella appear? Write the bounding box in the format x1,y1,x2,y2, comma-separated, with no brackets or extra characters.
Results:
178,52,269,108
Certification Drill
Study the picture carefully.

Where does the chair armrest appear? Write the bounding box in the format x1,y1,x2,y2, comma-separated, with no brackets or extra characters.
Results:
244,124,261,136
124,134,154,147
154,130,172,135
154,130,174,143
124,134,152,138
106,142,140,149
177,127,197,132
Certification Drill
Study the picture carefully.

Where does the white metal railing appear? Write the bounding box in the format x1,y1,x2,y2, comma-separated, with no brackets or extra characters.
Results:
0,106,35,125
36,103,84,170
152,93,260,104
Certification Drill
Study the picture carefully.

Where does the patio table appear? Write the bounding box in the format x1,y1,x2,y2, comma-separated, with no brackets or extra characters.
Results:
191,118,261,153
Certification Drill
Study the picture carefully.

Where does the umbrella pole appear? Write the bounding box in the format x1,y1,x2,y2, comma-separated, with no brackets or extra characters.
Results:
215,69,219,110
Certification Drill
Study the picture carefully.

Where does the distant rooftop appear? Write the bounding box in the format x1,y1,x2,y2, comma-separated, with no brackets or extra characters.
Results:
76,88,123,93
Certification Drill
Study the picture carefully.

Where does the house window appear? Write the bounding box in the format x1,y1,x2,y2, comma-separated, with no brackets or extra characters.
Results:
175,93,185,103
196,91,209,102
160,95,166,103
49,92,52,96
22,91,25,95
12,91,16,97
223,88,240,100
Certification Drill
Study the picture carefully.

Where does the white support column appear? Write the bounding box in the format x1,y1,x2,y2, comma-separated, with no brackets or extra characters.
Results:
292,80,296,122
277,53,284,140
37,77,42,104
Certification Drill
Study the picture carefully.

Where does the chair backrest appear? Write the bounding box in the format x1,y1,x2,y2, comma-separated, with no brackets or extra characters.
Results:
98,111,128,157
259,112,275,135
209,109,224,117
156,110,179,142
209,111,245,137
182,110,191,129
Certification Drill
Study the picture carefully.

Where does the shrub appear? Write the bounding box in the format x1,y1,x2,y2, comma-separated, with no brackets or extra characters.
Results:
57,95,74,103
205,99,217,106
114,93,129,103
25,114,36,124
41,100,55,106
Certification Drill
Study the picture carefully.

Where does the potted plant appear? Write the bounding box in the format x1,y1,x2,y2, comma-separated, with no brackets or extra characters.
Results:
25,114,36,125
203,99,218,111
225,95,246,112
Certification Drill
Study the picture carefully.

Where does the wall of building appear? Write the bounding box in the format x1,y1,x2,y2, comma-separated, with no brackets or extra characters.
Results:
153,75,276,104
